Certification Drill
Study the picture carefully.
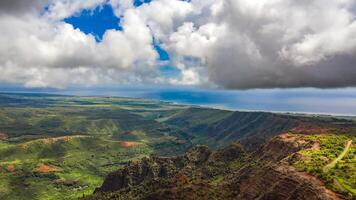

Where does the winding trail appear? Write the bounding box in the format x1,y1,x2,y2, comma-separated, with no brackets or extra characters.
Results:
323,140,352,173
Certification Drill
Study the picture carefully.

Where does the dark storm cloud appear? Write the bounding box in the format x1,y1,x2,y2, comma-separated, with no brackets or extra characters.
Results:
172,0,356,89
0,0,48,15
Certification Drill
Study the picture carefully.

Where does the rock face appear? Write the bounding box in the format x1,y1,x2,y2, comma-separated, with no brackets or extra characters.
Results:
89,134,343,200
228,165,342,200
94,146,212,193
254,133,313,161
221,134,342,200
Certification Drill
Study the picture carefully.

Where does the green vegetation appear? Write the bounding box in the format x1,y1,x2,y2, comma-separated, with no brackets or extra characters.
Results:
0,93,191,200
0,135,155,199
292,133,356,198
323,140,352,173
84,144,249,200
164,108,303,148
1,93,355,199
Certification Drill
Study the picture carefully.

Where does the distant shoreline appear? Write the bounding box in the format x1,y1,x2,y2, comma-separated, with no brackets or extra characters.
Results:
1,92,355,118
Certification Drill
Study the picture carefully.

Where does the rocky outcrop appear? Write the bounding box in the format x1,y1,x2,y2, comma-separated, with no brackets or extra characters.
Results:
224,165,342,200
89,134,343,200
94,146,212,193
223,134,343,200
254,133,313,162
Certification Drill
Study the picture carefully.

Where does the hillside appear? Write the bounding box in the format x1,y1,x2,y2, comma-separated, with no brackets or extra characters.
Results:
86,128,356,200
0,93,191,199
163,107,353,150
0,93,355,199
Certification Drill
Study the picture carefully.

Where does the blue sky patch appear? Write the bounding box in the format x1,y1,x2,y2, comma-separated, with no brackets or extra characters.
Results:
154,44,170,61
64,4,121,42
134,0,152,7
159,66,181,77
64,2,171,62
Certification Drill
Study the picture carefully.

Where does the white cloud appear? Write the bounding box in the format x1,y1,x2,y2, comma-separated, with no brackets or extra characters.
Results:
0,0,158,88
45,0,106,20
0,0,356,89
159,0,356,88
109,0,135,16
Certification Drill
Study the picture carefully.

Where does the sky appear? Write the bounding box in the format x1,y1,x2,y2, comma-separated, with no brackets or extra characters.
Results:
0,0,356,115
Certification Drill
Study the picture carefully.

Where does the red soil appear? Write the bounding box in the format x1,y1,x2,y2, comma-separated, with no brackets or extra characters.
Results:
119,141,140,148
0,132,7,140
34,164,59,173
7,164,15,172
41,135,88,145
310,141,321,150
176,174,189,185
290,127,331,135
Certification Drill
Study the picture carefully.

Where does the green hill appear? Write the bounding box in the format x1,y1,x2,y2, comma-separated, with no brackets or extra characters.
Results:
0,93,355,199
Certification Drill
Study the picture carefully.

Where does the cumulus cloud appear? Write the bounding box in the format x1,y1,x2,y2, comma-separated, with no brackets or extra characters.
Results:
45,0,106,20
162,0,356,88
0,0,158,88
0,0,355,89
